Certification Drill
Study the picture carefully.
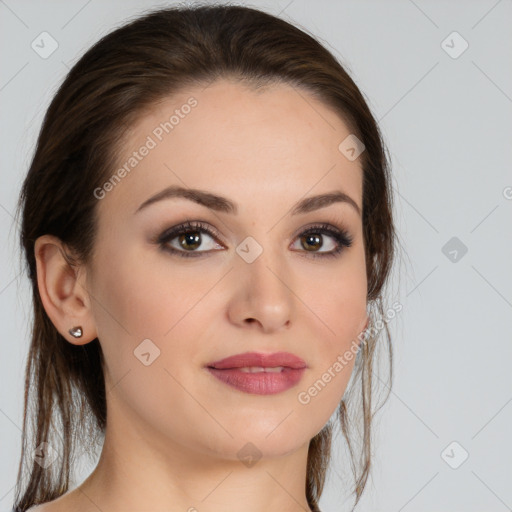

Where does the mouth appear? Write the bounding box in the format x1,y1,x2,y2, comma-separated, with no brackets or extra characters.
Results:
205,351,307,395
206,351,307,370
235,366,286,373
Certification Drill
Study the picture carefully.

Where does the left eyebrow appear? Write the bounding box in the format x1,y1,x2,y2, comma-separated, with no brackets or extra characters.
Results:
135,185,361,217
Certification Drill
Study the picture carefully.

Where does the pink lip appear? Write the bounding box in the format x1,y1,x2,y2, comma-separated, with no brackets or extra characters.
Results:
205,351,307,395
207,351,307,370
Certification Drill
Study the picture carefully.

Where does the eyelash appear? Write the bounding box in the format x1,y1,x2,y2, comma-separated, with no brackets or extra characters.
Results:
155,220,353,259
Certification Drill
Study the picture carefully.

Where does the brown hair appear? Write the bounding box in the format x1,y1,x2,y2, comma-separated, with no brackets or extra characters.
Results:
14,4,397,511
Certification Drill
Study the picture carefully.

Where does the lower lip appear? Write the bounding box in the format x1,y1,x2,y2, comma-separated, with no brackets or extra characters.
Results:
206,367,306,395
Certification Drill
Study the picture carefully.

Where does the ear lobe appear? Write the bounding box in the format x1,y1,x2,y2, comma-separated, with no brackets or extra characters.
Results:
34,234,97,345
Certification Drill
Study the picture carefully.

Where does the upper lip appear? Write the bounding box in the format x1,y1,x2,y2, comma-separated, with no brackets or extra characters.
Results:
207,351,307,370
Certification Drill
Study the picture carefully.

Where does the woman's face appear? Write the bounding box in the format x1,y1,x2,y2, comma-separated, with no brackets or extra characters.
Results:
86,78,368,461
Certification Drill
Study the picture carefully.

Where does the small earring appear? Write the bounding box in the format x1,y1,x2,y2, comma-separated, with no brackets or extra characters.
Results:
68,326,83,338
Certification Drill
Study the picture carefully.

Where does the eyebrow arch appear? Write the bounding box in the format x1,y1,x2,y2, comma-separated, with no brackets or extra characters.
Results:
135,185,361,217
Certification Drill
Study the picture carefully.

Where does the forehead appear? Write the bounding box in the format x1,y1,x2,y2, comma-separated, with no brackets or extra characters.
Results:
99,79,363,218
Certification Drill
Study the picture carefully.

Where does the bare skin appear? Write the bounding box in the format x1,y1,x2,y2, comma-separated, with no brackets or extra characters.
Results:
32,78,368,512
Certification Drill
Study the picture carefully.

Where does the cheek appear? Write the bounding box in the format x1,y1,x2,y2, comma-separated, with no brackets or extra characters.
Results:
89,243,219,390
295,256,367,420
91,244,200,340
88,250,213,440
305,250,367,341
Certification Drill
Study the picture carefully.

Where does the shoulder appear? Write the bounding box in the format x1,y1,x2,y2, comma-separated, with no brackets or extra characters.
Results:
26,504,58,512
25,495,76,512
21,486,88,512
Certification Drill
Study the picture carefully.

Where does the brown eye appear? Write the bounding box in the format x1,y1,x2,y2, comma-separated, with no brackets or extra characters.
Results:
157,221,224,258
177,232,202,251
291,224,353,259
300,233,323,252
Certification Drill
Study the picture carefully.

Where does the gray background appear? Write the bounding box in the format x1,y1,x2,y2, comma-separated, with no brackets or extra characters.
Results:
1,0,511,511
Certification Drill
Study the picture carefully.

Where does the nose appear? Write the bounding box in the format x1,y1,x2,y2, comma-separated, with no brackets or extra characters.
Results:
226,248,294,334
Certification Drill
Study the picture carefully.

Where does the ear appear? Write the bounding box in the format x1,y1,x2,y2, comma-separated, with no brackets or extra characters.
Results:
34,234,97,345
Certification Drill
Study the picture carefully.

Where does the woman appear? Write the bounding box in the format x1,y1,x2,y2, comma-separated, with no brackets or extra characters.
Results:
13,4,397,511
